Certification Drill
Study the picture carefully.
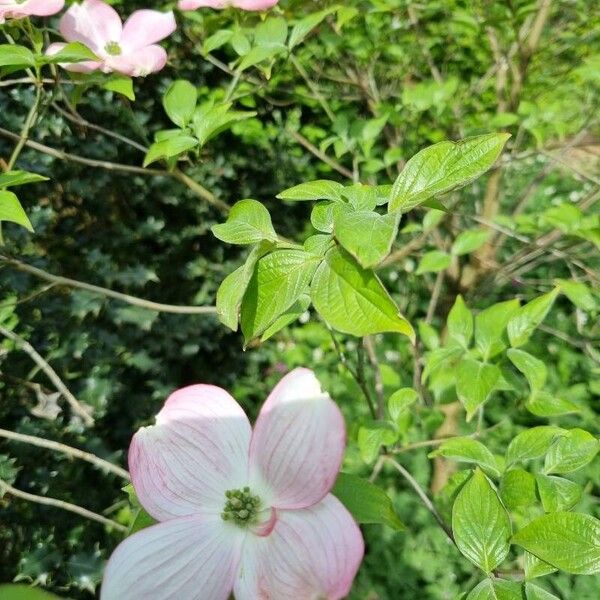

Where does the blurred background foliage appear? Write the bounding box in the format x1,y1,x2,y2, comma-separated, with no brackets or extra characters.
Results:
0,0,598,598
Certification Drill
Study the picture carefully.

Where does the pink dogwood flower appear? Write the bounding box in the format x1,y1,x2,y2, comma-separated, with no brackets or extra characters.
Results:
101,368,364,600
46,0,176,77
178,0,279,12
0,0,64,24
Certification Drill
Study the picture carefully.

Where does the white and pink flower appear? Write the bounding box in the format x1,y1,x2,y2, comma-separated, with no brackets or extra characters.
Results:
0,0,64,23
101,368,364,600
46,0,176,77
178,0,279,12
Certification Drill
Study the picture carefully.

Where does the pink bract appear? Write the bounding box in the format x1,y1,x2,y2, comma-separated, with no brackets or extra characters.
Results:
0,0,64,23
101,368,364,600
178,0,279,12
45,0,176,77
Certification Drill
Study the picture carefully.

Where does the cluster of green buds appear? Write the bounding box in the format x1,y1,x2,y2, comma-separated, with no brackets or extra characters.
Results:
221,487,261,527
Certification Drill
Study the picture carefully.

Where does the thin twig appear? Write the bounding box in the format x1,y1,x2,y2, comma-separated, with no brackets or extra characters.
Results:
386,456,455,544
2,256,218,315
0,480,127,532
363,336,385,419
288,130,353,179
0,326,94,426
0,428,130,480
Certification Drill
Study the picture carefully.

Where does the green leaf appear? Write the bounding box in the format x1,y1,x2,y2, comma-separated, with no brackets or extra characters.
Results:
304,233,333,256
333,210,399,268
42,41,97,64
163,80,198,128
524,583,560,600
466,578,523,600
543,428,599,474
192,102,256,146
203,29,233,54
535,474,582,513
452,469,512,573
238,45,286,72
447,295,473,348
416,250,451,274
525,391,581,417
357,422,398,463
0,191,33,232
474,299,520,360
240,250,318,342
215,244,266,331
254,16,288,47
430,438,502,478
555,278,596,312
524,552,557,580
332,472,405,531
506,426,566,465
260,294,311,342
500,468,537,510
277,180,344,201
143,135,198,167
507,349,546,392
512,512,600,575
389,133,510,213
311,201,336,233
456,359,500,420
0,44,35,68
288,7,337,49
0,170,48,188
310,247,415,340
388,388,418,424
341,184,391,209
451,229,491,256
129,507,156,535
0,585,63,600
211,200,278,245
507,289,559,348
102,75,135,101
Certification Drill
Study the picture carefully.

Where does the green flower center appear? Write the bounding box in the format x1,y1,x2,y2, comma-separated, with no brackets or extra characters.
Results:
221,487,261,527
104,41,122,56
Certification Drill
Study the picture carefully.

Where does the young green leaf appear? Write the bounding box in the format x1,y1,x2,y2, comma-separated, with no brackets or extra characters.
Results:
430,438,502,478
0,44,35,68
254,16,288,47
277,180,344,201
0,191,33,232
143,135,198,167
507,289,559,348
506,426,566,465
260,294,311,342
555,278,596,312
240,250,319,342
310,247,415,339
389,133,510,213
288,7,337,49
535,474,582,513
42,41,98,64
524,583,560,600
507,348,547,392
341,184,391,210
163,80,198,128
512,512,600,575
447,295,474,348
452,469,512,573
332,472,405,531
103,75,135,101
543,428,599,474
333,210,399,268
526,391,581,417
466,578,523,600
0,584,63,600
388,388,418,424
524,552,557,580
451,229,491,256
192,103,256,146
474,299,520,360
500,468,537,510
357,422,398,463
311,201,336,233
211,199,278,245
0,170,48,188
456,359,500,420
416,250,451,274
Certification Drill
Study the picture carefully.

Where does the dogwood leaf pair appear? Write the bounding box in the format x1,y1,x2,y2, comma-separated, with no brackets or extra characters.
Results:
47,0,176,77
101,368,364,599
0,0,64,23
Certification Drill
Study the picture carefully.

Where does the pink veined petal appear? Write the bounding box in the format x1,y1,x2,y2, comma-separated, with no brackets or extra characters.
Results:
234,495,364,600
234,0,279,9
105,45,169,76
101,514,244,600
17,0,65,17
121,10,176,51
45,42,103,72
249,368,346,509
60,0,122,52
129,384,252,521
178,0,229,9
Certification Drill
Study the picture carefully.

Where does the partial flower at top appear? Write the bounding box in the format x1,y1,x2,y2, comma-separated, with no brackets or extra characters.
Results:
178,0,279,12
45,0,176,77
101,368,364,600
0,0,64,24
